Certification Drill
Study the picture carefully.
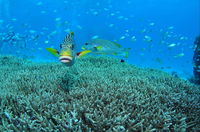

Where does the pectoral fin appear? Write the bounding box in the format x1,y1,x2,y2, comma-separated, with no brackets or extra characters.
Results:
46,48,59,57
77,50,92,58
95,46,103,51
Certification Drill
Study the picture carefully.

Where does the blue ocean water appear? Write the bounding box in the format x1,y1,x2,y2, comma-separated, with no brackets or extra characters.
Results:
0,0,199,79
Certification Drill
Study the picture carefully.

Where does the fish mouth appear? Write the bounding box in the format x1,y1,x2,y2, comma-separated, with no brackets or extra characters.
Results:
59,56,72,63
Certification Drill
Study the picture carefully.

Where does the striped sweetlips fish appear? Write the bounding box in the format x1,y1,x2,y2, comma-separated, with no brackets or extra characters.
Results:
46,32,91,66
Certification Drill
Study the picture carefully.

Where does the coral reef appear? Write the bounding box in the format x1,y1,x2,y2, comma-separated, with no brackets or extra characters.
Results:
193,35,200,84
0,55,200,131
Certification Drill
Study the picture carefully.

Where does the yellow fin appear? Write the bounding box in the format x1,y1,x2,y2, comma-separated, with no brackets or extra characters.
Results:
77,50,91,58
124,48,131,58
46,48,59,57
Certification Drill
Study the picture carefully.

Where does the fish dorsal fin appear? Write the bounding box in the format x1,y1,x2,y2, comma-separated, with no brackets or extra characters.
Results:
63,32,74,43
46,48,59,57
61,32,75,49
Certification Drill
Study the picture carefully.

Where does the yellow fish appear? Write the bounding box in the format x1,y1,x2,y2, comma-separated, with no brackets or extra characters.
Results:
46,32,91,66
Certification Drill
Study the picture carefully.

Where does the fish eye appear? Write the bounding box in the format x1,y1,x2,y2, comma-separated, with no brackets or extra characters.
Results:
85,43,88,45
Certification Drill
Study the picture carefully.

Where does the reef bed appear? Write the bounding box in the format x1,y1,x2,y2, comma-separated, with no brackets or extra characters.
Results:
0,55,199,131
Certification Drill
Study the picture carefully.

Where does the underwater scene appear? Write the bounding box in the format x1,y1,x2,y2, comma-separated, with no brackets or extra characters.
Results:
0,0,200,131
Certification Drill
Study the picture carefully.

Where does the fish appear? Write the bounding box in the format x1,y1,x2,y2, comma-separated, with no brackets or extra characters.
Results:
91,35,99,39
46,32,91,66
167,26,174,30
174,53,185,58
82,39,131,58
143,35,152,42
131,36,136,42
168,43,176,48
120,36,126,40
1,31,27,48
149,22,155,26
36,1,43,6
108,24,114,27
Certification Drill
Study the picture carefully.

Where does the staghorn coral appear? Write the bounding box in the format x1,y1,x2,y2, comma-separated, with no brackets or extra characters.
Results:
0,55,200,131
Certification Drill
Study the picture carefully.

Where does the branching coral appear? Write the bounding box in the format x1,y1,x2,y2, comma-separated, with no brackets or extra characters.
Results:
0,55,199,131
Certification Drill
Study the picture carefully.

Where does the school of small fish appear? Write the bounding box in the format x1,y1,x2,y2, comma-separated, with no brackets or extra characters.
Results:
0,0,191,69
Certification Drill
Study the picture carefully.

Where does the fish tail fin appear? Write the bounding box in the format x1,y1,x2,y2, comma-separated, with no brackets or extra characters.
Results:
124,48,131,58
124,51,129,58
